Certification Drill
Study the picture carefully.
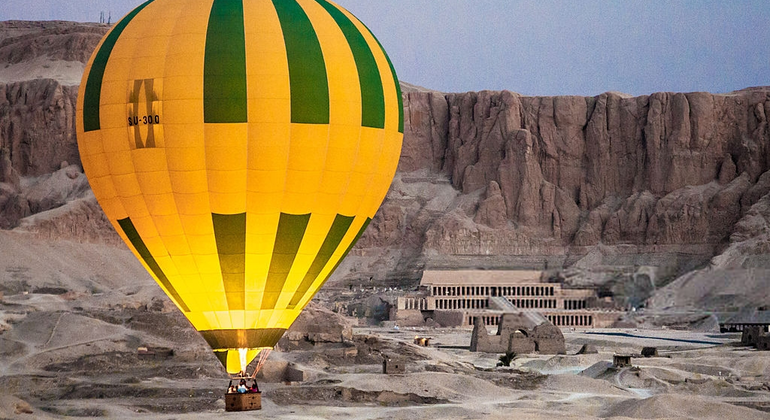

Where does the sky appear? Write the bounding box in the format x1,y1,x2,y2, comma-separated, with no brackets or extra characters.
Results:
1,0,768,96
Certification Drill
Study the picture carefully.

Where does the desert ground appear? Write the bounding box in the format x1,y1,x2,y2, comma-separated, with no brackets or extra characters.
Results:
0,243,768,420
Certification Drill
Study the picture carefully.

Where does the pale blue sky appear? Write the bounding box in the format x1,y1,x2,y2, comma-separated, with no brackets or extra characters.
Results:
2,0,768,96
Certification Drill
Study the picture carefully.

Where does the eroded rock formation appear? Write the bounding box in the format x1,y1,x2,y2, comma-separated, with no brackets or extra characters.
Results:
354,86,770,269
407,88,769,242
343,86,770,310
0,79,80,177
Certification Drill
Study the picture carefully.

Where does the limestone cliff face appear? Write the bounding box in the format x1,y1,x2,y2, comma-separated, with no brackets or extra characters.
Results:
0,79,87,229
411,89,767,239
0,79,80,177
0,20,107,64
354,87,770,290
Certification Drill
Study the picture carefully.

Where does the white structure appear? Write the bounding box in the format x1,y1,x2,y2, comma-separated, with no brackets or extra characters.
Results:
396,270,620,328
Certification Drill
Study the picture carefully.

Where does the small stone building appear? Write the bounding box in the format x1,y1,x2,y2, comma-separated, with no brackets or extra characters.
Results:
137,346,174,359
382,355,405,374
613,355,632,367
742,325,770,350
470,311,565,355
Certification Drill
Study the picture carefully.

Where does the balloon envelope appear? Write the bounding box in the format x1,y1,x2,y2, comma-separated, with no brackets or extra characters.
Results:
76,0,402,374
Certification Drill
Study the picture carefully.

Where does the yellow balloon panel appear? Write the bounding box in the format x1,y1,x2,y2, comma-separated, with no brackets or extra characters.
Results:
77,0,402,374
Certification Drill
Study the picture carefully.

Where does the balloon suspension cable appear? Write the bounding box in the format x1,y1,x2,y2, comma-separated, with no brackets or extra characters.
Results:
251,349,272,378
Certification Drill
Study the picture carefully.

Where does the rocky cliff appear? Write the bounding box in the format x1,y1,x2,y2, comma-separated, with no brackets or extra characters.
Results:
398,87,770,247
346,86,770,308
1,21,768,311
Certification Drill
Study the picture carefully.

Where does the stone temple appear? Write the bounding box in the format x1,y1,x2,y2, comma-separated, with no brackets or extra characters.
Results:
393,270,624,328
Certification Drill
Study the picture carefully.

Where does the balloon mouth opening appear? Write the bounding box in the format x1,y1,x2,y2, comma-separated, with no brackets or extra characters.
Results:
238,348,249,372
222,347,273,376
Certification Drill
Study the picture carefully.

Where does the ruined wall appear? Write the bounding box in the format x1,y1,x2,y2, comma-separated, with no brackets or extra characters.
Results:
470,314,565,355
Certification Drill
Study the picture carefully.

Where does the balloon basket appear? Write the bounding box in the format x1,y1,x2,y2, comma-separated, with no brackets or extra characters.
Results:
225,392,261,412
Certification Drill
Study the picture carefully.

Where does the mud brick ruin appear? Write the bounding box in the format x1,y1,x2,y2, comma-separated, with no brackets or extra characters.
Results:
742,326,770,350
382,354,406,374
470,309,565,355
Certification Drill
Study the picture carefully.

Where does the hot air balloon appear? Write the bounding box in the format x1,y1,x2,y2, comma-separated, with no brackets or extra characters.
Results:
76,0,402,376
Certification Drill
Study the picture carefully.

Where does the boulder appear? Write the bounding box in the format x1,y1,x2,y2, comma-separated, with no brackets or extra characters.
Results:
277,303,354,350
576,344,598,355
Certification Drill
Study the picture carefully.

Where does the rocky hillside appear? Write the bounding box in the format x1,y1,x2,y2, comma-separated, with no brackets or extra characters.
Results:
0,20,768,311
0,20,106,85
343,86,770,310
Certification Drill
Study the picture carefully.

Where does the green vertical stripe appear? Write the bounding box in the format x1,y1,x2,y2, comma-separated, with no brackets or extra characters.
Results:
117,217,190,312
262,213,311,309
334,217,371,270
390,56,404,133
316,0,385,128
362,24,403,133
83,0,155,132
287,214,355,309
204,0,248,123
272,0,329,124
213,351,229,369
298,217,371,311
212,213,247,311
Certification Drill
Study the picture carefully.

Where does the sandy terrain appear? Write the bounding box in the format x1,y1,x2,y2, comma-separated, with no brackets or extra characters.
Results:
0,55,85,85
0,241,768,420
